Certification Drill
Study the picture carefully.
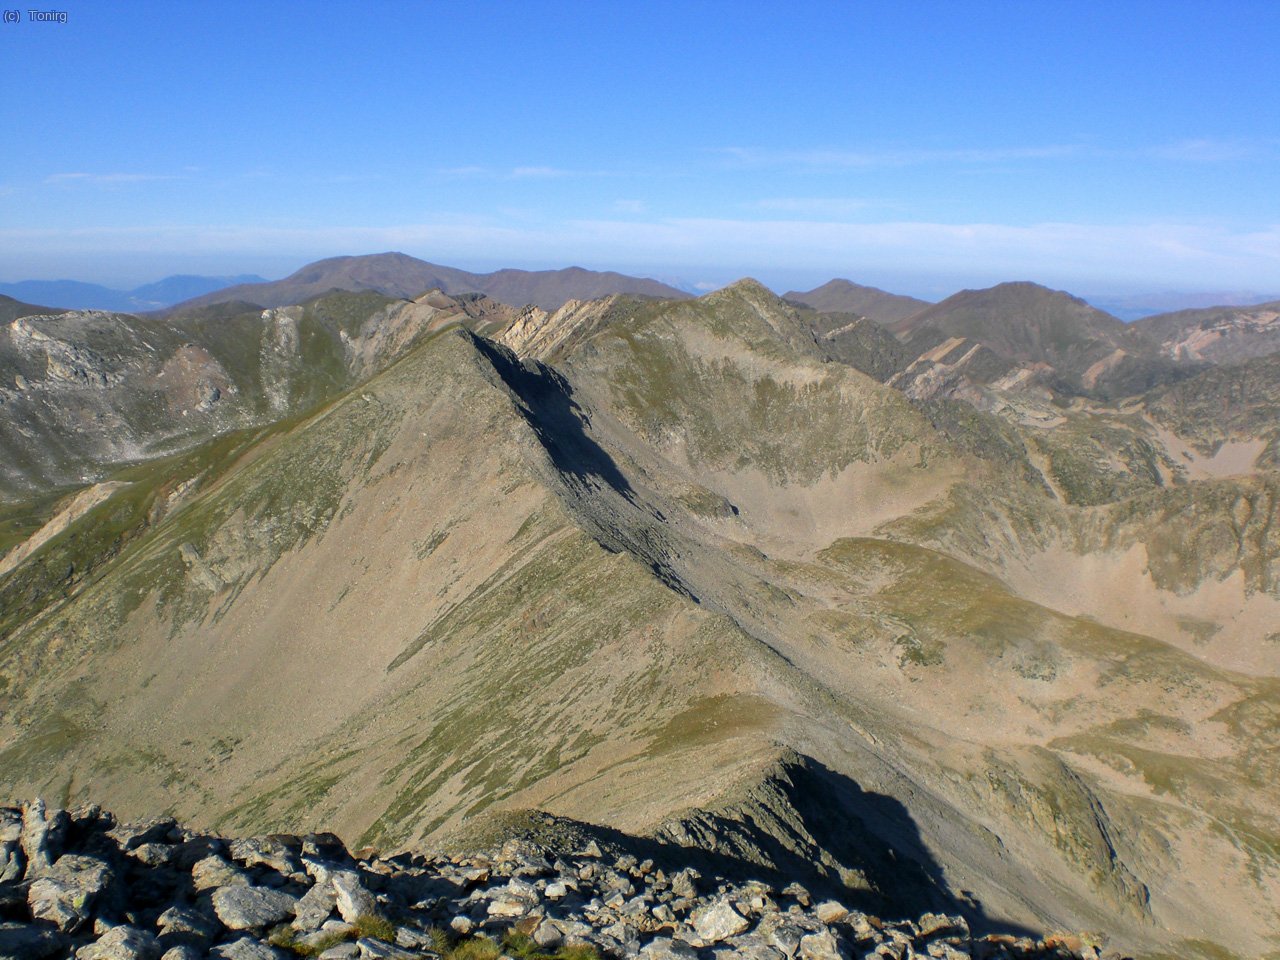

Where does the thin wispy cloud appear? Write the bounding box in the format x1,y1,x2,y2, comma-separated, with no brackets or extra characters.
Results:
1147,138,1260,162
719,140,1272,171
431,165,609,181
717,145,1085,169
510,166,573,179
44,172,181,185
613,199,647,214
754,198,878,215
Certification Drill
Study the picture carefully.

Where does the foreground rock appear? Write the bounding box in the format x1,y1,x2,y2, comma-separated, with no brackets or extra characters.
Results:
0,802,1124,960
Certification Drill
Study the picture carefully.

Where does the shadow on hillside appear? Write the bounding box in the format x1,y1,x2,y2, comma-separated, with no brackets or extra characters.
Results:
481,755,1041,940
470,334,635,502
470,334,697,601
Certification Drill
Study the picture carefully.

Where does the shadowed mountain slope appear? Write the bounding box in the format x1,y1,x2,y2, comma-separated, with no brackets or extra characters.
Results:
784,279,930,324
0,282,1276,960
170,252,691,313
0,294,60,325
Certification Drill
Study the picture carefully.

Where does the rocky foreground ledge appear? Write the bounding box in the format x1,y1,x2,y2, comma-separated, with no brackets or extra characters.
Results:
1,802,1122,960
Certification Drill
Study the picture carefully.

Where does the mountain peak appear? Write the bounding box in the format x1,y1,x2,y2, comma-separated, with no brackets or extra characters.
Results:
784,278,930,324
707,277,773,298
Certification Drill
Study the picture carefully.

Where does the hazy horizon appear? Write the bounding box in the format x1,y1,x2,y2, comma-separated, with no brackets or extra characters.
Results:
3,2,1278,298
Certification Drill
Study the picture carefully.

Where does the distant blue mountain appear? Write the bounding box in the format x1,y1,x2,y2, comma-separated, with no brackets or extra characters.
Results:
0,274,267,312
1083,290,1280,322
125,274,267,308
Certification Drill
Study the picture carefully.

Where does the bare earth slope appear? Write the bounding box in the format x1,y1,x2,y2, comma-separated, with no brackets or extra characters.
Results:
1132,299,1280,363
0,284,1276,959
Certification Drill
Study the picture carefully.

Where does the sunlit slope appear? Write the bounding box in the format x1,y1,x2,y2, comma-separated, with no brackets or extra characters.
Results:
0,290,515,500
0,280,1275,958
505,280,1280,958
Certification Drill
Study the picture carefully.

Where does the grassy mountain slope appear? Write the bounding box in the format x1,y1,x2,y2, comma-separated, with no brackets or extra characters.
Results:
0,283,1276,958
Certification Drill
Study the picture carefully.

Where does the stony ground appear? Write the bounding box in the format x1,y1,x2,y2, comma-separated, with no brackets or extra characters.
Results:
0,802,1119,960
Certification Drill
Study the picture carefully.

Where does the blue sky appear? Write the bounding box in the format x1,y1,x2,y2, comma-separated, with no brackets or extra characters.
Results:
2,0,1278,297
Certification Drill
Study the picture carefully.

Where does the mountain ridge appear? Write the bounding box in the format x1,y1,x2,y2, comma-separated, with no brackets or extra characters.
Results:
170,253,692,313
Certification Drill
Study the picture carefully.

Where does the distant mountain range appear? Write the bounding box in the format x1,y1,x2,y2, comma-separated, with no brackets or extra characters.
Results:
170,252,692,313
0,275,267,313
1084,289,1280,321
784,278,932,323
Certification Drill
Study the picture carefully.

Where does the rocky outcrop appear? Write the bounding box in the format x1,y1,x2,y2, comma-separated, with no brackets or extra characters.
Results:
0,802,1117,960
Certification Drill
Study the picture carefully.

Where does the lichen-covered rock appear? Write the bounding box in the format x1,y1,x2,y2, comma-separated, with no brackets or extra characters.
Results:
210,937,289,960
211,885,299,930
192,854,249,890
76,925,162,960
27,855,113,932
156,904,221,946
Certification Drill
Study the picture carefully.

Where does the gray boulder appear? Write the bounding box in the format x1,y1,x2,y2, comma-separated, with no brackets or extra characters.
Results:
27,854,114,932
639,937,699,960
292,880,338,931
331,871,378,922
210,937,289,960
211,885,299,930
192,854,249,890
20,800,68,879
156,904,221,945
76,925,162,960
0,922,68,960
690,898,751,944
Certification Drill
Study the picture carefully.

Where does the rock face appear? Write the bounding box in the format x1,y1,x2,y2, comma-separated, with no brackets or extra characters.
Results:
0,290,517,500
0,802,1112,960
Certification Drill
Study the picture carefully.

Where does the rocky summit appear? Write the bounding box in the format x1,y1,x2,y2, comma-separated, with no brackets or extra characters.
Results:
0,801,1113,960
